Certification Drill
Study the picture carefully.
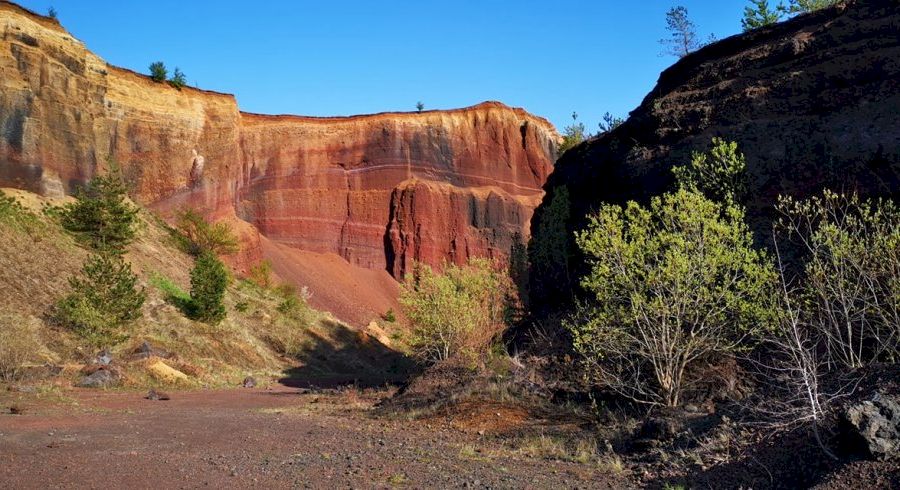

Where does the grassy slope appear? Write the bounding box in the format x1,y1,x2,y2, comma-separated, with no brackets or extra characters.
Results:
0,188,410,389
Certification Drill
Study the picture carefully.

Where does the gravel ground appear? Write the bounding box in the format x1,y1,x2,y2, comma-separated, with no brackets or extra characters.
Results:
0,386,630,489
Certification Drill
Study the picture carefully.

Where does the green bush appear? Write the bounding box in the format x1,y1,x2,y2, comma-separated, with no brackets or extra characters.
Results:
400,258,514,364
264,285,316,356
248,260,273,289
570,188,776,406
775,191,900,368
189,251,229,325
57,253,146,347
673,138,747,203
382,309,397,323
172,208,239,257
149,61,167,82
58,163,139,253
558,112,586,155
169,67,187,89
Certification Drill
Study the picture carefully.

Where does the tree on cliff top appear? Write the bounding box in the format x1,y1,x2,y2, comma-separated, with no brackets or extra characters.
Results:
169,68,187,90
47,6,58,19
558,112,586,155
660,6,701,58
416,101,425,112
742,0,784,31
149,61,167,83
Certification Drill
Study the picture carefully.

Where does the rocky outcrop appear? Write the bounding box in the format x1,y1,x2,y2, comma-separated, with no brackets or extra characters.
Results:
0,1,556,281
841,392,900,461
530,0,900,313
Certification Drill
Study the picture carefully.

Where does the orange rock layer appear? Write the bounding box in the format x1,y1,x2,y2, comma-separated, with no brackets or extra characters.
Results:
0,1,558,280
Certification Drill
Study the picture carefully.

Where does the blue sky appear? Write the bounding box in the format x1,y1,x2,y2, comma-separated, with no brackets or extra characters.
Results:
18,0,748,131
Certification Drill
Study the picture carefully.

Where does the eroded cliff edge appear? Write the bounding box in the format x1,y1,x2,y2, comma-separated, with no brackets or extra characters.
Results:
531,0,900,315
0,0,557,287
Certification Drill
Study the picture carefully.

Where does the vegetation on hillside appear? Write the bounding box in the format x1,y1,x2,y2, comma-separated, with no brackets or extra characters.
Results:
400,259,515,364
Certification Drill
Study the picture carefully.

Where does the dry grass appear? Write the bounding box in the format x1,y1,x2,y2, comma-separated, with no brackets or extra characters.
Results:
0,311,45,381
0,188,403,390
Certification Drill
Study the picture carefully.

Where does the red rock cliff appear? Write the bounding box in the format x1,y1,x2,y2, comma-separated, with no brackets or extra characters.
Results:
0,1,557,280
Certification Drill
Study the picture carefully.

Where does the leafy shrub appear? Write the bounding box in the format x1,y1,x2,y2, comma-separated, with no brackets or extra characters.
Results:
172,208,239,257
775,191,900,368
149,61,167,82
672,137,747,203
382,309,397,323
248,260,273,289
57,253,146,347
400,258,514,364
189,251,229,325
0,312,43,382
58,163,139,253
558,112,586,155
570,188,776,406
169,67,187,89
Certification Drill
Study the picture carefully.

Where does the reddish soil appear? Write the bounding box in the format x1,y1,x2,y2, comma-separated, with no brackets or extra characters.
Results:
0,387,628,489
262,236,402,327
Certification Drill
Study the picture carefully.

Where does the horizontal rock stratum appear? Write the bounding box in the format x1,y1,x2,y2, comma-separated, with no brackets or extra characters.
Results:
0,1,558,286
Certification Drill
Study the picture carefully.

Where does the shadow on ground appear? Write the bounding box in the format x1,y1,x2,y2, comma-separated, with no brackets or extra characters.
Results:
277,319,419,389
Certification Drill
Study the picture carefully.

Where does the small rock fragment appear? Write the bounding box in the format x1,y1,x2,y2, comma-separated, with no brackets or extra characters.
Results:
242,376,257,388
146,389,171,401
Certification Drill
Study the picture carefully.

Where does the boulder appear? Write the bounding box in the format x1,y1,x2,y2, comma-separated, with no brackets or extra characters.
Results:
76,369,119,388
841,393,900,461
146,359,189,384
242,376,257,388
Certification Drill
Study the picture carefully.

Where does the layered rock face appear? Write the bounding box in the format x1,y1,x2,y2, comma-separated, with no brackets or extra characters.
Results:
238,106,554,276
0,1,557,282
531,0,900,313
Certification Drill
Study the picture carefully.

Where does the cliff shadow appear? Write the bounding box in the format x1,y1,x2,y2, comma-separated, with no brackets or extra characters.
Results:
278,318,418,389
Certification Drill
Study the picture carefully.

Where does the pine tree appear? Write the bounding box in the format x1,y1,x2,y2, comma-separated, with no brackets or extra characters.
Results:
660,6,700,58
189,251,229,325
59,161,139,253
742,0,784,31
57,253,146,347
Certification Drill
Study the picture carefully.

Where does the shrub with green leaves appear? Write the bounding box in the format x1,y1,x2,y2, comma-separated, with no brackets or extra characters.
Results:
172,208,239,257
58,163,139,253
673,137,747,203
149,61,167,82
57,253,146,347
189,251,229,325
169,67,187,89
400,258,514,364
775,191,900,368
558,112,586,155
570,189,776,406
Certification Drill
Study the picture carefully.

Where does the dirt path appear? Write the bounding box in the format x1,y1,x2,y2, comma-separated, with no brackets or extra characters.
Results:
0,386,627,489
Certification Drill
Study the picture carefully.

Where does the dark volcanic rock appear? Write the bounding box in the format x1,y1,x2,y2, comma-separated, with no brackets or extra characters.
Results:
531,0,900,313
841,392,900,461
